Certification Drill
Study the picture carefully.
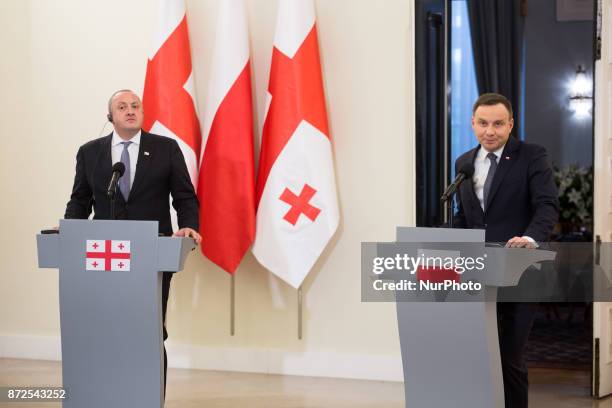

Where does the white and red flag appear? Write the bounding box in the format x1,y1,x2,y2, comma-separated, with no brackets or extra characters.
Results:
197,0,255,273
142,0,201,187
86,240,131,272
252,0,339,288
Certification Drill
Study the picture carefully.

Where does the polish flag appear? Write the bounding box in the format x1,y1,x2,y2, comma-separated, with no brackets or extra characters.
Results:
416,250,461,283
197,0,255,273
252,0,340,288
142,0,201,187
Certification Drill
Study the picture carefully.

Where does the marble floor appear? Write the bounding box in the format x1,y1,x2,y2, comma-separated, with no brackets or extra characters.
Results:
1,358,612,407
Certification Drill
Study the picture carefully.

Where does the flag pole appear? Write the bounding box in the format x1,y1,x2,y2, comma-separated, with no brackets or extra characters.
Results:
230,273,235,336
297,285,303,340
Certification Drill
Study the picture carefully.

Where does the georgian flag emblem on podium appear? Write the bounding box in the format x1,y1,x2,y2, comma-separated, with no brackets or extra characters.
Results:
85,240,131,272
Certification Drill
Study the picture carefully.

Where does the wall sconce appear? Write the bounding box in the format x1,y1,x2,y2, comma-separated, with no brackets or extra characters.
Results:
569,65,593,119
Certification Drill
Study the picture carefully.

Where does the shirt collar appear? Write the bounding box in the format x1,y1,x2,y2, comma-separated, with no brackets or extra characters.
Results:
476,143,505,162
111,130,141,146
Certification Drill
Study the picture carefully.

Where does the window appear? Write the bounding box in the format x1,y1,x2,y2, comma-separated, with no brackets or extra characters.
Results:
450,0,479,178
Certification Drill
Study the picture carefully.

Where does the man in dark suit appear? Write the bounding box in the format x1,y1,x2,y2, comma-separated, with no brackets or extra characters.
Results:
64,89,201,392
454,93,559,408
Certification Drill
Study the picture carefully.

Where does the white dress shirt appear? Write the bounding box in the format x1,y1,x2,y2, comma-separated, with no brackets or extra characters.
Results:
111,131,141,188
473,144,504,211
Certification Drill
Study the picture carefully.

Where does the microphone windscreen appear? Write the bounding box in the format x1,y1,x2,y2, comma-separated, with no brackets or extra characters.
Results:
112,162,126,176
459,163,475,179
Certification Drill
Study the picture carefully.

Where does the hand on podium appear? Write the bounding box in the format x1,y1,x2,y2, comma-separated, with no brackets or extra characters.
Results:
505,236,537,249
173,227,202,244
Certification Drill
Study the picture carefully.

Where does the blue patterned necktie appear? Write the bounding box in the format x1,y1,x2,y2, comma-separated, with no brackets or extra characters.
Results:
482,152,498,208
119,141,132,200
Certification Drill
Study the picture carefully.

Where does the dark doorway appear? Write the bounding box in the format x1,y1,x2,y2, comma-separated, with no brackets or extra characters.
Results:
414,0,596,375
414,0,447,228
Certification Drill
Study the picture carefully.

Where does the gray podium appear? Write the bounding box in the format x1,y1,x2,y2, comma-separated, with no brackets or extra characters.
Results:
393,227,555,408
36,219,196,408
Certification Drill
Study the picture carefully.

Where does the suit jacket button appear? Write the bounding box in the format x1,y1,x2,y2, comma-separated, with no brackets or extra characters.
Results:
484,223,488,227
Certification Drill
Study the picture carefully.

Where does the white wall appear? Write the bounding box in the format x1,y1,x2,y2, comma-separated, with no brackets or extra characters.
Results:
0,0,415,381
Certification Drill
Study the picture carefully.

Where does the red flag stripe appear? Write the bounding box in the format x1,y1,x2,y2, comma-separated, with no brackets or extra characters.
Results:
198,63,256,273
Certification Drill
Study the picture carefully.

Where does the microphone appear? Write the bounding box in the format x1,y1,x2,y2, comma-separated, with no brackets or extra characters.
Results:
441,163,475,203
107,162,126,199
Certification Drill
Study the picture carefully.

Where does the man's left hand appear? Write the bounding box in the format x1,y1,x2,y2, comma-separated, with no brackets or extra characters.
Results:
505,236,537,249
173,228,202,245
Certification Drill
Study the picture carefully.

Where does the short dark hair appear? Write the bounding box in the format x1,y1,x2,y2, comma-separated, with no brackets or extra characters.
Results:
472,93,513,118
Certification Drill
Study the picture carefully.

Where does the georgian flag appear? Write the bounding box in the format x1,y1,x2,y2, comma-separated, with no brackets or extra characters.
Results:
85,240,131,272
142,0,201,187
252,0,340,289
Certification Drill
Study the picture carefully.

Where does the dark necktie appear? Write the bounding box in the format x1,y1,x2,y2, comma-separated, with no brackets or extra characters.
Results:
482,152,497,208
119,141,132,200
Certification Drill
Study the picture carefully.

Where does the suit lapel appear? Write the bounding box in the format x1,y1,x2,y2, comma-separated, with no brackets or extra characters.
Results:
459,146,483,216
484,137,520,212
95,133,114,192
128,132,153,200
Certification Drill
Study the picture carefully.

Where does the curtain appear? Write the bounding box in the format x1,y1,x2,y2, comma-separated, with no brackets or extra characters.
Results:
467,0,524,138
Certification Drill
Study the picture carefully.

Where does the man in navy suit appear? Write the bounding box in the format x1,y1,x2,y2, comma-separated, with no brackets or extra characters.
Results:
64,89,202,393
454,93,559,408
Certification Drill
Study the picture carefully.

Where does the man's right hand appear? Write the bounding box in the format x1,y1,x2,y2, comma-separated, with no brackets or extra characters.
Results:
505,236,537,249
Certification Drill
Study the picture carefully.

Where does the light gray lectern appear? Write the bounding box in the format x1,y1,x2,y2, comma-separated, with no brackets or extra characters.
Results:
36,219,196,408
393,227,555,408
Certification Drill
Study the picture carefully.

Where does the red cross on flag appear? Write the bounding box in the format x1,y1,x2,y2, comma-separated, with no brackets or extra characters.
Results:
252,0,340,288
142,0,201,187
86,240,131,272
197,0,255,274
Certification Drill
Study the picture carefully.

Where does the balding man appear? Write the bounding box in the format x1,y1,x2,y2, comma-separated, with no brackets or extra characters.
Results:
64,89,201,393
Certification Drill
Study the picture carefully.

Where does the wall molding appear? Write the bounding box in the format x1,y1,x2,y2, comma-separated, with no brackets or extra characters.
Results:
0,335,61,361
0,335,403,382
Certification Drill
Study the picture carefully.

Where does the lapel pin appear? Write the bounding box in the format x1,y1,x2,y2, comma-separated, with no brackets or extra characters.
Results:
144,151,150,156
505,156,510,160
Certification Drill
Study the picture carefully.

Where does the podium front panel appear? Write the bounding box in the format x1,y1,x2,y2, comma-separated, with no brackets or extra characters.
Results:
58,219,164,408
394,227,504,408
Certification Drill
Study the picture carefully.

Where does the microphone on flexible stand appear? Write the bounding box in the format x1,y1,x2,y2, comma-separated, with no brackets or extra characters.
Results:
107,162,126,199
107,162,125,220
441,163,475,228
441,163,475,203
